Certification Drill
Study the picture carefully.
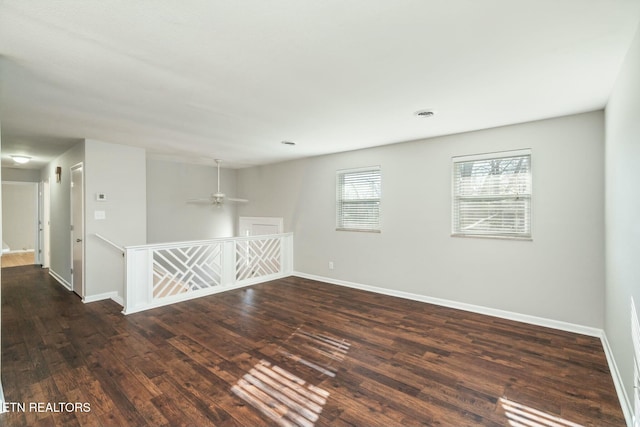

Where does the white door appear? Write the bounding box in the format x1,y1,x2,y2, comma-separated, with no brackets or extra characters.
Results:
43,179,51,268
71,164,84,297
37,181,44,265
238,217,284,236
633,299,640,427
634,362,640,427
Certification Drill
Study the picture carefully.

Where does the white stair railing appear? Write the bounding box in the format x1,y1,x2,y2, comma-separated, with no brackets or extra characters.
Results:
94,233,125,254
123,233,293,314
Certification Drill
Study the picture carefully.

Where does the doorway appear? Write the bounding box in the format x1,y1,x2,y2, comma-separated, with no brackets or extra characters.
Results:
1,181,38,268
70,164,84,297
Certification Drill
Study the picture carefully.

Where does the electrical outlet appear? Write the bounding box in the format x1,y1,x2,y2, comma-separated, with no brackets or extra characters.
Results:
329,261,334,270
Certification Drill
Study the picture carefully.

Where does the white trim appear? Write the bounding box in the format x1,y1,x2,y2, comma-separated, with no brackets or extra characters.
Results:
292,271,602,337
451,149,532,239
125,232,293,251
601,332,633,427
49,269,72,291
93,233,125,253
238,216,284,237
122,272,289,315
3,249,35,254
336,165,382,233
83,291,123,307
452,148,532,163
0,381,5,414
336,164,381,174
292,272,637,423
70,163,85,298
111,293,124,306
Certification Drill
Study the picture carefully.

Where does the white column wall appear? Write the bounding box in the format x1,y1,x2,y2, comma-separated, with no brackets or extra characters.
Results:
84,139,147,300
605,19,640,421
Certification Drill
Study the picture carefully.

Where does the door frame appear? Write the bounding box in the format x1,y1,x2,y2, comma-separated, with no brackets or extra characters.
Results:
41,178,51,268
238,216,284,236
70,163,85,298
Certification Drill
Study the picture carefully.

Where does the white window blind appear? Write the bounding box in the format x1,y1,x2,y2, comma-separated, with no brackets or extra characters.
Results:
452,150,531,239
336,166,381,232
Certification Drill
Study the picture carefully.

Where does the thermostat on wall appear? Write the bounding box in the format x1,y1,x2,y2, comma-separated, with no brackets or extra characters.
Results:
96,193,107,201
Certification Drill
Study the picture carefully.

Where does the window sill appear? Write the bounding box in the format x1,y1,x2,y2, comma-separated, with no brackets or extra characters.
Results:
336,228,381,233
451,233,532,241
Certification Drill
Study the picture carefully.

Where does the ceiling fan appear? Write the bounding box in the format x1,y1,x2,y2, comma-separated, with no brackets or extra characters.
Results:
187,159,249,207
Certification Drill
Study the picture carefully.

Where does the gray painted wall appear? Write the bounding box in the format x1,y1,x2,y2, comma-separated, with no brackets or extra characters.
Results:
39,139,147,299
1,167,41,182
238,111,605,328
85,139,147,299
146,158,238,243
605,20,640,416
40,142,84,285
1,182,37,251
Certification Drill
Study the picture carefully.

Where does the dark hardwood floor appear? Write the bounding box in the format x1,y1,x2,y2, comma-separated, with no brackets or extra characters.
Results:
0,265,625,426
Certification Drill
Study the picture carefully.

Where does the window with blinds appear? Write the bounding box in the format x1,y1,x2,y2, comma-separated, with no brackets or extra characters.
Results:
452,150,531,239
336,166,381,232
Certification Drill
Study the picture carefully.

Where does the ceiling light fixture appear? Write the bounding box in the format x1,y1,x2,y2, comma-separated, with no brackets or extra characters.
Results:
11,155,31,164
281,141,296,146
414,109,436,118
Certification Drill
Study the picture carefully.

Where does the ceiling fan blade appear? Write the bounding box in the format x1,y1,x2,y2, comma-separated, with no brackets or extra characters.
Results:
185,161,243,206
186,198,213,204
216,159,222,194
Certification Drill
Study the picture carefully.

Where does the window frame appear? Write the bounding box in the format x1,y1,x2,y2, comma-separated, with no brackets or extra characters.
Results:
451,149,532,240
336,165,382,233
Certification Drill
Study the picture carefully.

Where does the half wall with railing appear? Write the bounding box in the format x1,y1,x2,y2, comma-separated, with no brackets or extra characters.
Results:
122,233,293,314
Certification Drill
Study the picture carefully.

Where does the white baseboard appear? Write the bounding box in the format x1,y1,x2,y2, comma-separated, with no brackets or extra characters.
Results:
83,291,123,307
49,269,72,291
602,333,634,427
292,272,603,338
292,272,636,423
48,271,124,307
111,293,124,306
0,380,5,414
122,272,290,315
4,249,35,254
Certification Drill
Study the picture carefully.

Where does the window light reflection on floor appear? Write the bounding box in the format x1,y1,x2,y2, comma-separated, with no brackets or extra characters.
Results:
231,360,329,427
292,329,351,363
500,397,585,427
231,326,351,426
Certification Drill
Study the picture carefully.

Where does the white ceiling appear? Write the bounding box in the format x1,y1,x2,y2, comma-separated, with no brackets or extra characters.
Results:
1,0,639,170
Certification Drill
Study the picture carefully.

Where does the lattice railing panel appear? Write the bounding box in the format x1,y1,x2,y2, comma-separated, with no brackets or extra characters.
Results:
152,243,223,299
236,237,281,281
124,233,292,314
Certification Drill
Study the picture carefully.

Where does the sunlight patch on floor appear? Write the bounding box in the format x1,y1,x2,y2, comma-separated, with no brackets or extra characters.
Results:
500,397,584,427
278,327,351,378
231,360,329,427
232,326,351,426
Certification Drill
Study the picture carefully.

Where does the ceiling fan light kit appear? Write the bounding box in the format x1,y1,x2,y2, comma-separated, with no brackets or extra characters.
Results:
186,159,249,207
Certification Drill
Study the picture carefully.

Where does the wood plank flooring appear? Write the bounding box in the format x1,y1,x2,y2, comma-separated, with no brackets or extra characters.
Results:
0,265,625,426
1,251,35,268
